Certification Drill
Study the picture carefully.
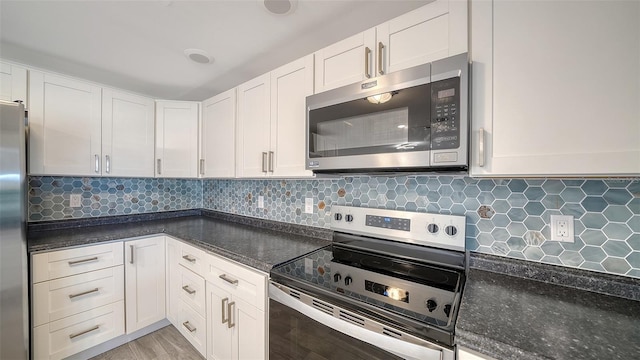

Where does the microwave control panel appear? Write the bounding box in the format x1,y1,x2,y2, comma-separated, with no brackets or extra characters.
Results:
430,77,460,150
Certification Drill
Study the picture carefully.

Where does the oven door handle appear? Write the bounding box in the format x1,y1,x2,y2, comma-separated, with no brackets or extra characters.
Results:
269,282,445,360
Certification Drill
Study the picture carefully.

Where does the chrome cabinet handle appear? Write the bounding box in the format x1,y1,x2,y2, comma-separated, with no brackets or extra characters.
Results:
157,159,162,175
221,297,229,324
364,47,371,78
200,159,205,175
68,257,99,266
261,152,268,173
69,325,99,339
105,155,110,174
227,301,235,328
68,288,99,299
182,254,196,263
479,128,485,167
182,285,196,295
378,42,385,75
268,151,274,173
94,154,100,173
219,274,238,285
182,321,197,333
129,245,134,264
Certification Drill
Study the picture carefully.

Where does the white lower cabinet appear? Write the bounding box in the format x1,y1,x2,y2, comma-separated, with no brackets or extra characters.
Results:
124,236,166,333
31,241,125,360
458,347,495,360
206,282,266,360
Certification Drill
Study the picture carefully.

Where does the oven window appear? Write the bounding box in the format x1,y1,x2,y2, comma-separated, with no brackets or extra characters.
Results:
269,299,403,360
308,83,431,158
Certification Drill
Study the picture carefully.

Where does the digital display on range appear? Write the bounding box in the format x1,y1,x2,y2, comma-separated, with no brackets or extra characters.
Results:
366,215,410,231
365,280,409,303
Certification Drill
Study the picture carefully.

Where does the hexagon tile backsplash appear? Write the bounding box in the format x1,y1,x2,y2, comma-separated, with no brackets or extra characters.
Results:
29,175,639,278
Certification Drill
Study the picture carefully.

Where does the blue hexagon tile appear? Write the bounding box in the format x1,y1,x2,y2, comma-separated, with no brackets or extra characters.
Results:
29,176,202,221
203,177,640,279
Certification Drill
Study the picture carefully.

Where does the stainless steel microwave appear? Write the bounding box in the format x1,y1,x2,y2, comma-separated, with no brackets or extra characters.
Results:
306,53,468,174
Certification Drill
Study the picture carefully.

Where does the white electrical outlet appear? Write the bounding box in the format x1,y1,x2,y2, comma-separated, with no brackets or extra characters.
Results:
70,194,82,208
258,196,264,209
550,215,574,242
304,258,313,274
305,198,313,214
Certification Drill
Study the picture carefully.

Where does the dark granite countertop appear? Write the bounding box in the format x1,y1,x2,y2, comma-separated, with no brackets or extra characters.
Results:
28,210,332,273
456,253,640,360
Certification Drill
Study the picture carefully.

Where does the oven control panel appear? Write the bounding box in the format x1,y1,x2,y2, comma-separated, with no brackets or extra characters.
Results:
331,205,465,252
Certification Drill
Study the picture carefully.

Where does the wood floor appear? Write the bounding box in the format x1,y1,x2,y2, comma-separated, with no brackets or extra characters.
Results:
90,325,204,360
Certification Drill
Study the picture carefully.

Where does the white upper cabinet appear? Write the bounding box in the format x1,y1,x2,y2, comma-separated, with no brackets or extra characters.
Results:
270,55,314,177
102,89,155,177
470,0,640,177
314,29,376,93
237,55,314,178
0,61,28,108
29,71,102,176
315,0,467,93
377,0,467,75
201,88,236,178
155,100,200,178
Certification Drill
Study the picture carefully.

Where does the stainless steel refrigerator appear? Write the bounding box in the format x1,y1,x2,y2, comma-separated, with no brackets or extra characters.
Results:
0,100,29,360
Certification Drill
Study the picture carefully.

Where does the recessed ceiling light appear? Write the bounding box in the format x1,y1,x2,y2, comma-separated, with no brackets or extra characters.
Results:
261,0,298,15
184,49,214,64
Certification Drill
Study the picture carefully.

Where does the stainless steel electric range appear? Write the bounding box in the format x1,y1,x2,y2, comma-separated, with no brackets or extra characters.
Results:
269,206,466,360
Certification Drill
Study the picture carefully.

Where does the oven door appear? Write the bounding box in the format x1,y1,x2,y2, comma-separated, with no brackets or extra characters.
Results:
269,282,453,360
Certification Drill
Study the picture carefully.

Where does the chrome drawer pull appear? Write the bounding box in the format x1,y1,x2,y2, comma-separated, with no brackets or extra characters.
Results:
69,325,100,339
182,321,197,333
221,297,229,324
219,274,238,285
182,254,196,263
228,301,236,329
182,285,196,295
68,288,99,299
68,257,99,266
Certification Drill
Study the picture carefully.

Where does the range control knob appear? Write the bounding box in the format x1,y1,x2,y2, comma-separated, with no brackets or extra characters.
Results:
334,213,342,221
344,276,353,286
345,214,354,222
427,223,439,234
445,225,458,236
333,273,342,282
444,304,452,317
426,299,437,312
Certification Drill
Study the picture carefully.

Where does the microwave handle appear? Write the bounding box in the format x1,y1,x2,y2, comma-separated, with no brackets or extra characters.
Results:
364,47,371,79
269,283,442,360
478,128,485,167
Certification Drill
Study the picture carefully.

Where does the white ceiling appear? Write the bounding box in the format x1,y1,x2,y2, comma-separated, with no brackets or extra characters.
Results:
0,0,431,101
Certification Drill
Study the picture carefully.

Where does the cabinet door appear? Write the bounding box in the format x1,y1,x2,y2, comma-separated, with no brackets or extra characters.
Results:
377,0,467,75
470,0,640,176
314,29,376,93
0,61,28,107
270,55,314,177
236,74,271,178
232,297,266,360
201,88,236,178
206,282,233,360
165,238,180,325
124,236,166,333
102,89,155,177
155,101,199,178
29,71,102,176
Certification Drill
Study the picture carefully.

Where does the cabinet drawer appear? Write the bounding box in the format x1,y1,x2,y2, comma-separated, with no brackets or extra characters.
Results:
33,266,124,327
33,301,125,360
32,242,124,283
206,255,267,312
178,264,206,316
178,242,207,276
176,299,206,356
